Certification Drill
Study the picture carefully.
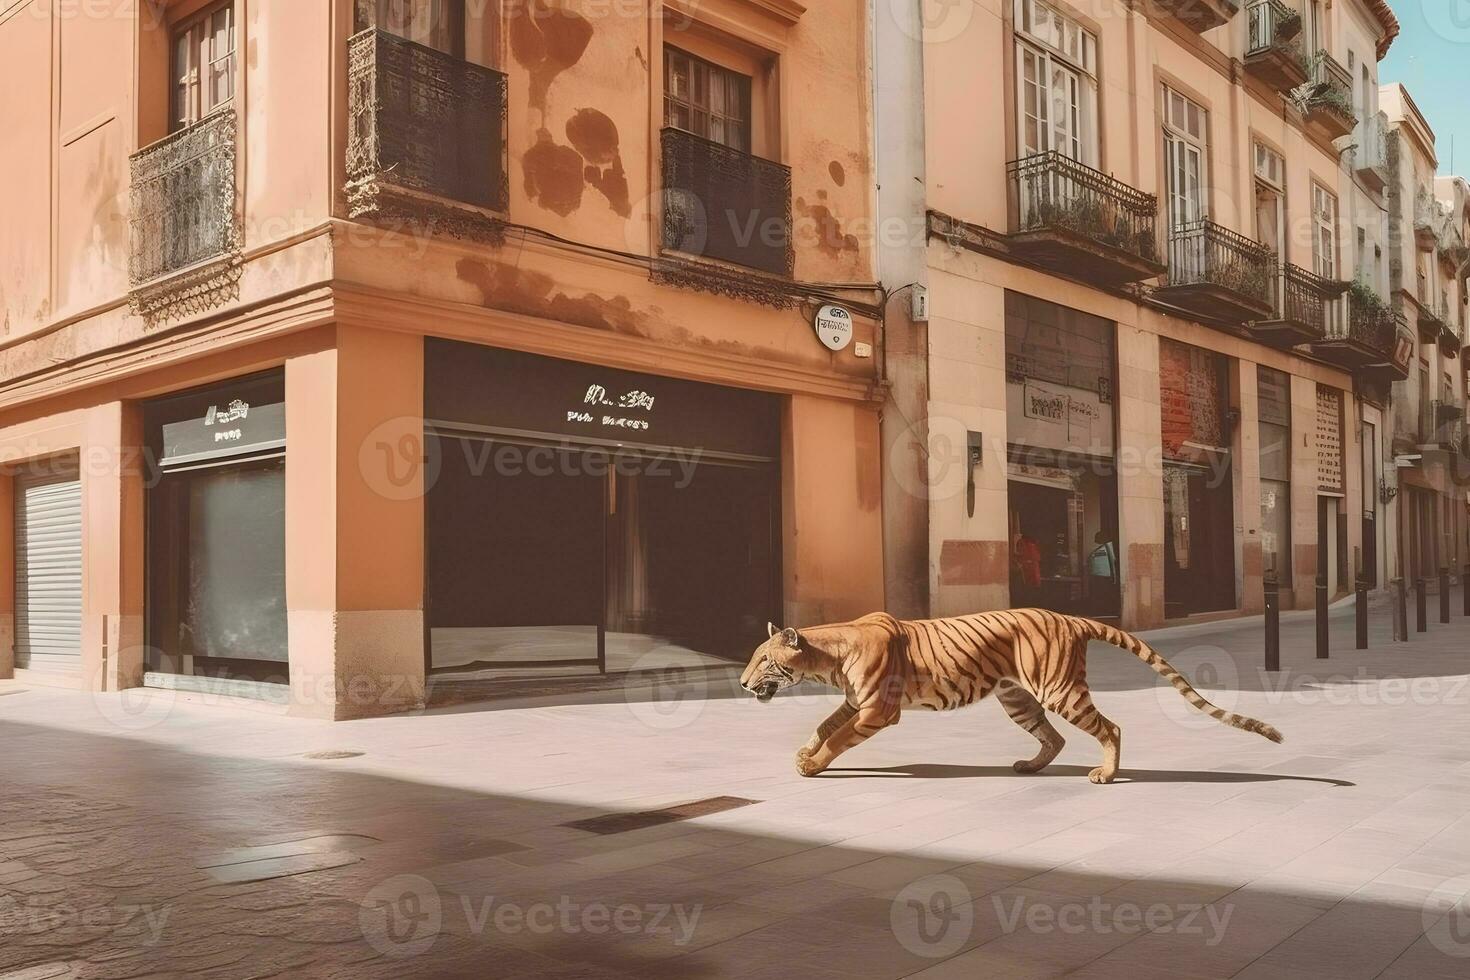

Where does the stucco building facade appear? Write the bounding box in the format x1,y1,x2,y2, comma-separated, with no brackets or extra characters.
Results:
0,0,886,717
874,0,1466,630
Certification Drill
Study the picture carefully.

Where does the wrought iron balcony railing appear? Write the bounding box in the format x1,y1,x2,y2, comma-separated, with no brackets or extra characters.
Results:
1277,262,1332,334
346,28,508,219
1166,219,1276,309
1303,51,1355,133
1007,151,1161,266
1247,0,1301,51
129,109,239,286
1331,287,1398,353
661,127,793,277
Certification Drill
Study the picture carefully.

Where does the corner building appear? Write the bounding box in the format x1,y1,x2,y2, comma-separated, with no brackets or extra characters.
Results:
0,0,885,716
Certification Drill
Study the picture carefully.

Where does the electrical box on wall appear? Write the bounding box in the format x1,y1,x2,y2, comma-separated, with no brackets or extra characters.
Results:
910,285,929,323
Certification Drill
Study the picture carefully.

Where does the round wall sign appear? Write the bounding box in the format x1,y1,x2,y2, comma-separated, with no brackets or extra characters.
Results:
814,305,854,352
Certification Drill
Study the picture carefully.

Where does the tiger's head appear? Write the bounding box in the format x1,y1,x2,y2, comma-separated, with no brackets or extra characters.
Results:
740,623,805,703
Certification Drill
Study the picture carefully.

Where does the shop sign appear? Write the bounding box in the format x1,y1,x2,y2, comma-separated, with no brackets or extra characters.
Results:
150,373,286,467
813,305,854,352
1316,386,1344,494
426,340,780,459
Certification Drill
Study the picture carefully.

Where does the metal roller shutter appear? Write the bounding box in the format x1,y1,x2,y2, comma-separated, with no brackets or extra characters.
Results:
14,465,83,670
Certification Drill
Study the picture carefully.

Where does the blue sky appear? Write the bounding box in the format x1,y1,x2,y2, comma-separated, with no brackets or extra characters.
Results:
1381,3,1470,174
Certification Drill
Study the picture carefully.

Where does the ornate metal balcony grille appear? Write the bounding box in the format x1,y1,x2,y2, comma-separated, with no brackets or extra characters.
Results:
129,109,239,287
1334,288,1399,355
661,127,793,278
1166,219,1276,308
1277,262,1332,336
1247,0,1303,57
1304,51,1355,126
346,28,508,220
1007,151,1161,265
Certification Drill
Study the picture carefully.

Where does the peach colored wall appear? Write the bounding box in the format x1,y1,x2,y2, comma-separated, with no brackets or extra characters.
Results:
0,469,12,678
80,401,146,692
781,393,885,627
0,3,54,337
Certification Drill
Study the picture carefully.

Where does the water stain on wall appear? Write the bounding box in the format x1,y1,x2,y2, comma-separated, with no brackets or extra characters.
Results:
566,108,630,216
455,257,646,336
507,0,594,111
522,129,586,216
796,193,859,259
828,161,846,186
939,540,1009,588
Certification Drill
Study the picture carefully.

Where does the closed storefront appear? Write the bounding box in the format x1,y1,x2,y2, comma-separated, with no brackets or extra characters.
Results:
13,457,83,671
1258,367,1292,586
424,339,781,676
144,372,288,687
1160,339,1235,618
1003,292,1120,619
1317,385,1348,596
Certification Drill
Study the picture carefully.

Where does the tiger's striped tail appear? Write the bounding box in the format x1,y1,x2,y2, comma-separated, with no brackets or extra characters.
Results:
1080,619,1284,743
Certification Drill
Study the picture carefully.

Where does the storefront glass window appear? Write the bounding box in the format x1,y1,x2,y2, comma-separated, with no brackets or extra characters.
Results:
1004,291,1119,618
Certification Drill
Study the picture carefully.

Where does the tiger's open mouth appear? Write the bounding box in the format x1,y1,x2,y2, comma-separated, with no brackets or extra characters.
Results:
754,681,779,703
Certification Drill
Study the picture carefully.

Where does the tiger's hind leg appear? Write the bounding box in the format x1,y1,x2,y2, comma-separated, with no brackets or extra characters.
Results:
1047,685,1122,784
995,682,1066,774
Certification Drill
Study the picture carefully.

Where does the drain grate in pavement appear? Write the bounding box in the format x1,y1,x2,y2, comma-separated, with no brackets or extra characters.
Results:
562,796,759,835
304,750,364,760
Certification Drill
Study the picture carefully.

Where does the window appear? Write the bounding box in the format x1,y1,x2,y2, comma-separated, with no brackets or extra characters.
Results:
1254,141,1285,261
355,0,464,56
664,47,752,152
1014,0,1098,164
171,2,236,131
1311,182,1338,281
1163,86,1208,241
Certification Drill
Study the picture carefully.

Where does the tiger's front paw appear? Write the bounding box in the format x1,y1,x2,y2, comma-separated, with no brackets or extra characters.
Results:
1088,766,1117,784
795,747,827,777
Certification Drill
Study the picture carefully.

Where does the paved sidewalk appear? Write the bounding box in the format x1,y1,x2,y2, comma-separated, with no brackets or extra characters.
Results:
2,599,1469,979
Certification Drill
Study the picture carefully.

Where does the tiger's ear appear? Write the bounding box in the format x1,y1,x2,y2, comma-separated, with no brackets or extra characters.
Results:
767,621,779,638
780,627,801,649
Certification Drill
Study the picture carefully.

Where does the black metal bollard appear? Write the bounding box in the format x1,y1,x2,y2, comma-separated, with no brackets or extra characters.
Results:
1356,575,1369,650
1464,563,1470,618
1441,567,1452,625
1417,578,1428,633
1264,571,1280,672
1316,573,1330,659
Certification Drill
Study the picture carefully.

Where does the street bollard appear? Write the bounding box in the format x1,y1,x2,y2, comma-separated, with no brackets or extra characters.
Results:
1393,578,1408,642
1464,563,1470,618
1442,567,1452,625
1417,578,1428,633
1316,573,1330,659
1356,575,1369,651
1264,570,1280,672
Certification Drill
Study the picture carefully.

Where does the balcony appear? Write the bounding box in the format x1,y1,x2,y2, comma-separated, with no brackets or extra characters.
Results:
129,109,239,289
1440,317,1464,358
1153,0,1240,32
1314,284,1407,374
1156,219,1275,322
346,29,508,237
661,127,793,278
1353,113,1389,193
1250,262,1341,347
1414,188,1442,251
1418,292,1451,346
1244,0,1307,93
1005,152,1165,285
1301,51,1356,141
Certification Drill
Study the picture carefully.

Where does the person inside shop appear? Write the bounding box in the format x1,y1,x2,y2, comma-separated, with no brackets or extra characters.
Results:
1087,530,1120,617
1011,528,1042,606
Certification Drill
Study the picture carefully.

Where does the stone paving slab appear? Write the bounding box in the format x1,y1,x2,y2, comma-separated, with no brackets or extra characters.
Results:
1,598,1469,977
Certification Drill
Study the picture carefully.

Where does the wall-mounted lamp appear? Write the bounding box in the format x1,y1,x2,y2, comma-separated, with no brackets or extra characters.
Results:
1379,478,1400,506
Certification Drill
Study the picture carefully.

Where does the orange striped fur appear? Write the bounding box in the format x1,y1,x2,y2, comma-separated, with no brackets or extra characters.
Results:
740,610,1282,783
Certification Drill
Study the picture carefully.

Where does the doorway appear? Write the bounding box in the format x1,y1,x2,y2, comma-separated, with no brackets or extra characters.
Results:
1163,462,1236,618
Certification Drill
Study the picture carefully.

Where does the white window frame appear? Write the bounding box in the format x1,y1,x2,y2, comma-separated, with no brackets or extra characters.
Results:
171,1,236,132
1013,0,1098,167
1312,181,1338,281
1163,85,1208,231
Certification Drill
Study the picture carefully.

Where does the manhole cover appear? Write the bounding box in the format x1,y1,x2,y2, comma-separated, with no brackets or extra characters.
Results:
304,750,364,760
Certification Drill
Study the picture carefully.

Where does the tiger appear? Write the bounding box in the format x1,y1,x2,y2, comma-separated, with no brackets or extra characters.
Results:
739,608,1282,783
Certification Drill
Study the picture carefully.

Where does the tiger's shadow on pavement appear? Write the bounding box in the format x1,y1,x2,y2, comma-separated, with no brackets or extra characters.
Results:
818,763,1355,786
